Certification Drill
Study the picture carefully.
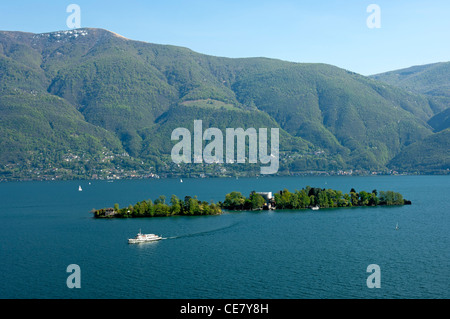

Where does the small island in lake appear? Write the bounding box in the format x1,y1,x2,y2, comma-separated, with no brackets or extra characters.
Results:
92,186,411,218
93,194,223,218
222,187,411,211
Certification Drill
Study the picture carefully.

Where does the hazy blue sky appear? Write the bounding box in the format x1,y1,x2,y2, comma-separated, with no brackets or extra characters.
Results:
1,0,449,75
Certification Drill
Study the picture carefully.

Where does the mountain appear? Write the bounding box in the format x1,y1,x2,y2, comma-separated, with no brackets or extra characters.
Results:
371,62,450,114
388,129,450,172
371,62,450,96
0,28,447,180
371,62,450,172
428,107,450,132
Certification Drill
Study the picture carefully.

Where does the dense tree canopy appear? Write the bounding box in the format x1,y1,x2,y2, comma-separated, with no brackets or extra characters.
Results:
93,194,222,218
221,187,409,210
93,186,409,218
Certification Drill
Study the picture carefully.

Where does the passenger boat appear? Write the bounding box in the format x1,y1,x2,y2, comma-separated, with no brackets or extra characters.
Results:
128,230,162,244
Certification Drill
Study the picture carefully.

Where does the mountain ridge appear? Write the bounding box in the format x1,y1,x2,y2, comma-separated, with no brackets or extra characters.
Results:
0,28,448,180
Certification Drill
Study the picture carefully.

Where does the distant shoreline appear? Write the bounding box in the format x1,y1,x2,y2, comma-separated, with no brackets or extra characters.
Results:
2,170,449,183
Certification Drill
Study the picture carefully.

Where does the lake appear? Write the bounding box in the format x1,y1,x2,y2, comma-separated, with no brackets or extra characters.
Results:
0,175,448,299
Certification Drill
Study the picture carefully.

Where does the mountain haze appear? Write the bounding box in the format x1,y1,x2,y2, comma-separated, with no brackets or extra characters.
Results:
0,28,448,180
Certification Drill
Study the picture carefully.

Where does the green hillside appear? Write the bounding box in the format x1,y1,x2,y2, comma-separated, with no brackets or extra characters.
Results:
371,62,450,172
388,129,450,173
428,108,450,132
371,62,450,97
0,28,447,180
371,62,450,114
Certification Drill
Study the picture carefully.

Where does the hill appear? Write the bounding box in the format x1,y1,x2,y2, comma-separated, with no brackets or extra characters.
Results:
427,107,450,132
388,129,450,173
0,28,447,180
371,62,450,114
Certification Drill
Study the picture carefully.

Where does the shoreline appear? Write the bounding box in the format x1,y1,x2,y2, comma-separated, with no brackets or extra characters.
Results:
2,171,449,183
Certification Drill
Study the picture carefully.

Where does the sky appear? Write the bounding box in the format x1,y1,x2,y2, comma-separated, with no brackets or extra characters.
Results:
0,0,449,75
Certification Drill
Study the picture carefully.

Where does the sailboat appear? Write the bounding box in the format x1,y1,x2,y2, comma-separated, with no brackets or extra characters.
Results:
78,185,82,192
180,178,183,183
395,222,399,230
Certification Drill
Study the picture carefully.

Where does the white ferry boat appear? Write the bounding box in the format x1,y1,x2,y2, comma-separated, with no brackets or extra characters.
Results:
128,230,162,244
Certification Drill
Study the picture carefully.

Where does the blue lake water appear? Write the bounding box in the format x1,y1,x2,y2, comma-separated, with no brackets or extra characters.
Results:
0,175,448,299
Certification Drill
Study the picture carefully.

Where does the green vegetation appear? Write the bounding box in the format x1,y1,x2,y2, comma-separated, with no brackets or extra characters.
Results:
388,129,450,172
93,186,410,219
428,108,450,132
0,29,448,180
371,62,450,104
93,194,222,218
222,187,410,211
222,191,267,211
372,63,450,172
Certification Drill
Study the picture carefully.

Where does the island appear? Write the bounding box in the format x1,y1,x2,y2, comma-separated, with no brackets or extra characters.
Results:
222,187,411,211
92,195,223,218
92,186,411,218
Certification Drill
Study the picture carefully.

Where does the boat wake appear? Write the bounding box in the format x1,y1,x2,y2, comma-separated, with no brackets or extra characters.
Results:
162,222,239,240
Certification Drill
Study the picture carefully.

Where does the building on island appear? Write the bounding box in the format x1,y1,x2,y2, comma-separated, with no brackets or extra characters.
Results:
256,192,275,210
104,207,117,217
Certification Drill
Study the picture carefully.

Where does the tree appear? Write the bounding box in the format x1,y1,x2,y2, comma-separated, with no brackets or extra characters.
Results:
368,193,379,206
139,201,148,216
350,191,359,206
359,191,370,206
170,195,181,215
343,193,352,207
223,191,246,210
183,196,192,213
146,199,154,216
379,191,403,205
296,189,310,208
249,192,265,210
154,203,169,216
188,197,200,215
309,195,315,206
393,191,403,205
274,189,296,209
317,190,329,208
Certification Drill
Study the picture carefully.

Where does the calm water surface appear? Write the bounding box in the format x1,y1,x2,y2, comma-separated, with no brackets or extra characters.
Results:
0,175,448,298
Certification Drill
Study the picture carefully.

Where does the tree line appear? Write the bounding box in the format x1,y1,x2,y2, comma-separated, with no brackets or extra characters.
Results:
93,194,222,218
221,187,410,210
93,186,410,218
